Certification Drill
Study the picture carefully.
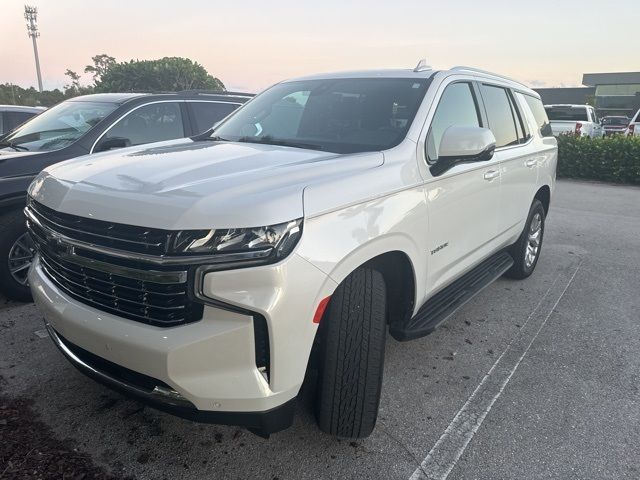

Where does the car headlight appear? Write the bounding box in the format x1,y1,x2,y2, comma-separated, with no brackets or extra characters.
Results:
169,219,303,264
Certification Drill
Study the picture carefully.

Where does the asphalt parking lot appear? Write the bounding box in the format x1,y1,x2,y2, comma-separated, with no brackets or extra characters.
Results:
2,178,639,480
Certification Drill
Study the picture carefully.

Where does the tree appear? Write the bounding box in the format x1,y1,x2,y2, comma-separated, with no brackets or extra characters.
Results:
63,69,81,92
84,54,116,82
95,57,225,93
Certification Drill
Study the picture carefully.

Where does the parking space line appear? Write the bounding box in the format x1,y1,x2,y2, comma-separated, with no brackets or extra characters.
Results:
409,260,583,480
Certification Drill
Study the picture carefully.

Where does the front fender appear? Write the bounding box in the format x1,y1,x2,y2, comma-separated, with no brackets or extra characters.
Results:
297,186,429,314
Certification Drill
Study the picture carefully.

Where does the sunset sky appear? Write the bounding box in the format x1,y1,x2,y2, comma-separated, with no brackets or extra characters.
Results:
2,0,637,93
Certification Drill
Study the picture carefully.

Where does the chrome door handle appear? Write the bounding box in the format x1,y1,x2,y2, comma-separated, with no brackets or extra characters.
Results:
483,170,500,181
525,159,537,168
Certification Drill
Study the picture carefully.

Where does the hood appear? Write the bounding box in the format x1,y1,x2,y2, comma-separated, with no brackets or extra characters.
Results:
29,139,383,229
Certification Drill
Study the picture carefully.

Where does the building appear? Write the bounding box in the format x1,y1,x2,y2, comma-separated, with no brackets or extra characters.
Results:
534,86,595,106
534,72,640,118
582,72,640,118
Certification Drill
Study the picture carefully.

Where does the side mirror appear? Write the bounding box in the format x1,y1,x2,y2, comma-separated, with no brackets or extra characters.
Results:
430,126,496,177
95,137,129,152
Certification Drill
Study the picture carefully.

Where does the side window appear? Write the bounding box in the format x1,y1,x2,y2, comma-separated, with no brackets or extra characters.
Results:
509,93,530,143
591,108,599,123
480,84,519,148
523,95,553,137
190,102,240,135
100,102,185,149
426,82,480,163
5,111,35,132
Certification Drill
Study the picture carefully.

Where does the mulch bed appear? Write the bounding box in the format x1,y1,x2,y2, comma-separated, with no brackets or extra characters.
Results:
0,394,130,479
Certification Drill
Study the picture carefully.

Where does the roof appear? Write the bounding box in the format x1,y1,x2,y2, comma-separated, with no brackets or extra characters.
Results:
0,105,47,112
582,72,640,86
286,69,438,82
66,93,148,104
285,66,536,95
65,91,253,105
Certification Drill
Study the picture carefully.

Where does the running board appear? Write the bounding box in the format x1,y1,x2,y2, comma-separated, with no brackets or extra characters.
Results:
390,251,514,342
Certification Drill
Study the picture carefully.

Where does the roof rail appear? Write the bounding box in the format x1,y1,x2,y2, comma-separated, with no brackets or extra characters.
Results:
178,90,254,97
450,66,529,89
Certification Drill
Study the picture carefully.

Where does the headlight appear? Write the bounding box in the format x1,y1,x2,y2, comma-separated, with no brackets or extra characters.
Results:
169,219,303,264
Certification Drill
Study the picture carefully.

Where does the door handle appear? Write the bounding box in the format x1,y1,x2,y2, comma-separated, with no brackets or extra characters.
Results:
525,159,537,168
483,170,500,181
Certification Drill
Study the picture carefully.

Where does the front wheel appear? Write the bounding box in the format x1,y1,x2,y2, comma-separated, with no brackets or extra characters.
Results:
505,199,545,280
315,267,387,438
0,210,35,302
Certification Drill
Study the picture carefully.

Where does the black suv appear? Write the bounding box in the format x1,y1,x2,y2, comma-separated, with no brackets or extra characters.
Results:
0,91,252,300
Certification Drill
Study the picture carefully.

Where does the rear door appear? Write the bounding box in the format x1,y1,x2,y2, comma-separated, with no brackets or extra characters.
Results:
187,101,243,135
421,79,502,293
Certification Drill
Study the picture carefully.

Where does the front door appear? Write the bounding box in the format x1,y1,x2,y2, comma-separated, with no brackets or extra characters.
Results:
421,80,502,294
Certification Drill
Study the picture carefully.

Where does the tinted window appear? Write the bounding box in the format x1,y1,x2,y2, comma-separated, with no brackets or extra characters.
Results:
426,82,480,163
211,78,430,154
523,95,553,137
4,111,36,132
480,85,518,148
1,101,117,152
508,93,530,143
545,106,589,122
191,101,240,134
100,102,184,149
602,117,629,126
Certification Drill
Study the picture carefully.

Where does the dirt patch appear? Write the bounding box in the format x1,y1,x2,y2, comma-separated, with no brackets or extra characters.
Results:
0,394,132,479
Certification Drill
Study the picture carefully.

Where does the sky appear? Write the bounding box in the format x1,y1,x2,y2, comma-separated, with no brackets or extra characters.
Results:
1,0,637,93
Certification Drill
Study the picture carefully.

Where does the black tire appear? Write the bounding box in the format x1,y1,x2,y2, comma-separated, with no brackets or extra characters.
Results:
505,199,545,280
315,267,387,438
0,209,33,302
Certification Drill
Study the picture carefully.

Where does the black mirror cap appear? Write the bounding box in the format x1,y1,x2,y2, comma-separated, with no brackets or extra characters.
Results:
429,145,495,177
95,137,129,152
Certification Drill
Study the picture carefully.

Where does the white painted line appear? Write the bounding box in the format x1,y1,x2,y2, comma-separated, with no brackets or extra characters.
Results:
410,261,583,480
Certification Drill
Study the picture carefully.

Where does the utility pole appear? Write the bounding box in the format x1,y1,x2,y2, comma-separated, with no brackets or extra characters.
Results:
24,5,43,92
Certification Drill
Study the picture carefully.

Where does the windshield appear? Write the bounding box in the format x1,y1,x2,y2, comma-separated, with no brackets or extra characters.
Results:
1,100,117,152
544,106,589,122
602,117,629,126
210,78,430,154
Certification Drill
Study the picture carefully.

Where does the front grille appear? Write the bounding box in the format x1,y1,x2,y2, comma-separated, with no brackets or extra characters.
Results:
27,202,203,327
29,200,191,256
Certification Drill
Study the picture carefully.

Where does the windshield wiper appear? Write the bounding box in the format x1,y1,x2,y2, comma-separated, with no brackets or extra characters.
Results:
0,141,29,152
237,136,324,151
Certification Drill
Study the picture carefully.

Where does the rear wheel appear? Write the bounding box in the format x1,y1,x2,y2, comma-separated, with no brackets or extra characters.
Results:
505,199,545,280
315,267,387,438
0,210,34,302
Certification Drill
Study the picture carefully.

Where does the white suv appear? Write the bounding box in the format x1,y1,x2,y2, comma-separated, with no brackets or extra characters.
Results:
27,64,557,438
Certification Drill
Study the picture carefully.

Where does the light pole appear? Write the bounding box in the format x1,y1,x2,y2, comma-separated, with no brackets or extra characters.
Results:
24,5,43,93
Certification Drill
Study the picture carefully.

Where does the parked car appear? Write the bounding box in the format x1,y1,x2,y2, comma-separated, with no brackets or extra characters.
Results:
601,116,630,136
544,104,604,138
0,91,252,300
27,64,557,438
625,108,640,136
0,105,46,135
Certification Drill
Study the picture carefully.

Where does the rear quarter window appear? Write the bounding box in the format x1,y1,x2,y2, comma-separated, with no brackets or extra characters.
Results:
523,96,553,137
190,102,240,134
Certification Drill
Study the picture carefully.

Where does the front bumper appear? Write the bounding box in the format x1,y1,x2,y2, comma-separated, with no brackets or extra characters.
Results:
30,252,336,431
45,324,295,435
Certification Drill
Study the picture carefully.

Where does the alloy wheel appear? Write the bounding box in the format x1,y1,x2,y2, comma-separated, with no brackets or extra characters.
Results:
8,232,35,286
524,213,542,269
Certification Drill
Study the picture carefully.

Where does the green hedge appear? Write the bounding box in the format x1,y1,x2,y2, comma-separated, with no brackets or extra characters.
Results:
557,135,640,185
